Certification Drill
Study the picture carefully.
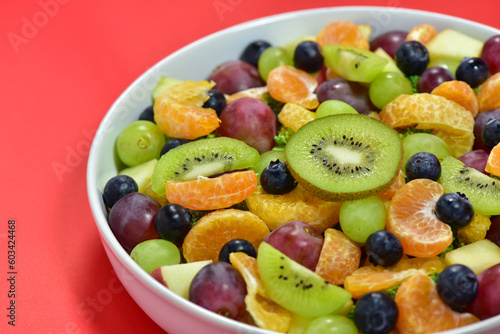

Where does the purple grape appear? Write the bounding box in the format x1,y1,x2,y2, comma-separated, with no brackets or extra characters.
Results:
418,66,454,93
486,216,500,247
207,60,264,95
481,35,500,75
263,221,323,271
458,149,490,174
216,97,277,154
466,263,500,320
108,192,161,253
473,109,500,151
189,262,247,320
370,30,408,59
316,78,377,114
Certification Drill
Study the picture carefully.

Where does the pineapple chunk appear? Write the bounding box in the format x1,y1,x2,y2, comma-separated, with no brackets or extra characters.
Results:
426,29,483,63
444,239,500,275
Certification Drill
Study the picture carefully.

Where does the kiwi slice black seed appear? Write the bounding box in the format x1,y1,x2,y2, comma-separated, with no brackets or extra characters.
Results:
440,156,500,215
151,137,259,196
257,242,352,318
284,114,403,201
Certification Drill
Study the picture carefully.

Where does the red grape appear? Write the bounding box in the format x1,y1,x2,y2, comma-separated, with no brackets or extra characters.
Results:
316,78,377,114
108,192,161,253
418,66,454,93
370,30,408,59
486,216,500,247
481,35,500,75
216,97,277,154
207,60,264,95
189,262,247,320
263,220,324,271
458,149,490,174
466,263,500,320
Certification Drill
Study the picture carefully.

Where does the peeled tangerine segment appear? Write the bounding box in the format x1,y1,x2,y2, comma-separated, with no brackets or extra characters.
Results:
285,114,402,202
257,242,352,318
151,137,260,196
440,156,500,215
323,45,388,83
153,80,220,140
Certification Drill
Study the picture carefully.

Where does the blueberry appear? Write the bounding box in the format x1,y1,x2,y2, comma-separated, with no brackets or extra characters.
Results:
218,239,257,264
138,105,155,123
405,152,441,181
154,203,192,244
395,41,430,76
353,292,398,334
160,138,191,156
103,175,138,208
365,230,403,267
456,57,490,88
239,40,272,67
482,118,500,149
435,192,474,229
437,264,478,312
260,160,297,195
202,89,227,116
293,41,324,73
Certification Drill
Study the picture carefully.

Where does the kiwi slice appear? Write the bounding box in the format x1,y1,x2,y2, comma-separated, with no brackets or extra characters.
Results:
440,156,500,215
284,114,402,202
151,137,259,196
257,242,352,318
323,45,388,83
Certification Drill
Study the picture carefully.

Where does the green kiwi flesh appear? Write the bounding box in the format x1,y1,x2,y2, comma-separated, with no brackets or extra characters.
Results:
151,137,259,196
257,242,352,318
323,45,388,83
440,156,500,215
285,114,403,202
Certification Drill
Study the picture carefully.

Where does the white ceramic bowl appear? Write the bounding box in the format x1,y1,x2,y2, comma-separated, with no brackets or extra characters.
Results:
87,6,500,334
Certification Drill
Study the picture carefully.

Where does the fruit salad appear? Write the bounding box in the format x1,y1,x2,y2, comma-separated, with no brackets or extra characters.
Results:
102,19,500,334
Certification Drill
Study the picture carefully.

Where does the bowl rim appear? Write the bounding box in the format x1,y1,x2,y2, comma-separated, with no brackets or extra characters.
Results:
87,5,500,334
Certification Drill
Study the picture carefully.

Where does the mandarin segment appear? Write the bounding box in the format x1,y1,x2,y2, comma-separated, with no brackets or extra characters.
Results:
277,103,316,132
457,213,492,245
154,80,220,139
344,256,444,299
165,170,258,211
267,65,319,109
405,24,437,45
477,72,500,112
395,272,479,334
182,209,270,263
315,229,361,285
387,179,453,257
380,93,475,157
226,86,268,104
485,143,500,177
245,185,342,232
431,80,478,118
378,170,406,200
316,21,369,50
230,252,292,333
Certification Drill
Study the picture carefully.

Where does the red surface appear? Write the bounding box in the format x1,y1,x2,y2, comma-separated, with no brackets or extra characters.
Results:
1,0,500,333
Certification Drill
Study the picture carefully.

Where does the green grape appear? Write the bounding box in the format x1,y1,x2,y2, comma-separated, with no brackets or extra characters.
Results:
303,315,358,334
369,71,413,109
258,46,293,81
339,196,386,243
130,239,180,274
402,133,452,173
251,150,285,184
117,120,166,167
316,100,358,118
428,58,460,76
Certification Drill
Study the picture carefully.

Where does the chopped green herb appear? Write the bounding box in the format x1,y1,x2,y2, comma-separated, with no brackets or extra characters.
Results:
274,127,294,148
262,92,285,116
430,272,440,283
384,285,400,299
407,75,420,93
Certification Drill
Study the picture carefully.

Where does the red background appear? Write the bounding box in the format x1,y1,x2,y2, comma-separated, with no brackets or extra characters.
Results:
1,0,499,333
